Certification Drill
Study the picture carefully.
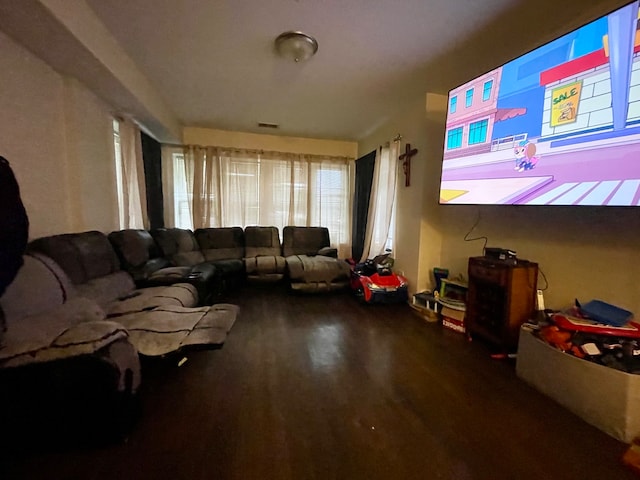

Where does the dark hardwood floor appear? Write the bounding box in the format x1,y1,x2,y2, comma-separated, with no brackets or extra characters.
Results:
2,284,635,479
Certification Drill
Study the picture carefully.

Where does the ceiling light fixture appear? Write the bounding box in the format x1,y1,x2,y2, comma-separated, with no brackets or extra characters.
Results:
275,31,318,63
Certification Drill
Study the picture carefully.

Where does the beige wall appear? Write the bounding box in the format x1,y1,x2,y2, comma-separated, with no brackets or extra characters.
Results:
184,127,357,158
62,77,119,233
359,93,448,298
0,31,119,239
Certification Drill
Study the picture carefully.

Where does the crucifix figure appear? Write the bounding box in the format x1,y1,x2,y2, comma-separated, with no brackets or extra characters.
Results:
399,143,418,187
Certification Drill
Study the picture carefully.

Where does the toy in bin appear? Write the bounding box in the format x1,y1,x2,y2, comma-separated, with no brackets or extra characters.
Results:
552,299,639,338
350,252,408,304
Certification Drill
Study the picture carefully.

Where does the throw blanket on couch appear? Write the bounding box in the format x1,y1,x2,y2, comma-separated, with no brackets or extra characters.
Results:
286,254,351,292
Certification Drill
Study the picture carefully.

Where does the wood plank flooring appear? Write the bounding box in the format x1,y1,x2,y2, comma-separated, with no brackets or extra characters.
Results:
2,284,635,479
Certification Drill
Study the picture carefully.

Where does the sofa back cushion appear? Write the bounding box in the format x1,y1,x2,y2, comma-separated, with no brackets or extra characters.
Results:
108,229,171,280
76,271,136,310
195,227,245,261
151,228,205,266
108,229,154,267
0,254,74,323
282,226,330,257
244,226,281,258
28,231,121,285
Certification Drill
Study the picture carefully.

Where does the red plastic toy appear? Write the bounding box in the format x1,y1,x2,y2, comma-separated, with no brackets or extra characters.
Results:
350,255,408,304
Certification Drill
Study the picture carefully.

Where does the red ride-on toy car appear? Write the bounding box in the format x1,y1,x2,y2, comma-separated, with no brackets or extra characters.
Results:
350,254,408,304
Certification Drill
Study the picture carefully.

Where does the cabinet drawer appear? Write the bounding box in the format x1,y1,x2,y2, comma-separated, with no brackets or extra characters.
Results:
469,263,505,284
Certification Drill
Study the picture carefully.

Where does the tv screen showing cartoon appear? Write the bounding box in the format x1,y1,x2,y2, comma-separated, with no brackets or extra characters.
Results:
439,0,640,206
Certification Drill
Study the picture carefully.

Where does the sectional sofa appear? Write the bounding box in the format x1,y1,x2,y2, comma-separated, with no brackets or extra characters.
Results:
105,225,351,294
0,224,349,446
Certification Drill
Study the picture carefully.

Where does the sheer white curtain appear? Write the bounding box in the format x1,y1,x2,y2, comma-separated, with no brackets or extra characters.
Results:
169,146,355,258
360,140,399,262
116,118,148,229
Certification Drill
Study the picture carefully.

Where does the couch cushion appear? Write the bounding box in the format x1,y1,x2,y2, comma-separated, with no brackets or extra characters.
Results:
106,283,199,317
282,226,330,257
108,229,160,268
211,258,244,275
0,319,129,369
0,254,75,323
28,231,120,284
1,297,109,364
195,227,245,261
114,303,239,356
244,256,286,279
75,271,137,309
285,254,350,292
151,228,206,266
109,230,174,282
244,226,281,257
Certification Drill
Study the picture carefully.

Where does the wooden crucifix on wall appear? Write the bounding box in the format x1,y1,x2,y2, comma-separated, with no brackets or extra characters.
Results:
399,143,418,187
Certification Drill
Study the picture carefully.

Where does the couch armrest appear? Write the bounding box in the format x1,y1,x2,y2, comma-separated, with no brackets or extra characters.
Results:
317,247,338,258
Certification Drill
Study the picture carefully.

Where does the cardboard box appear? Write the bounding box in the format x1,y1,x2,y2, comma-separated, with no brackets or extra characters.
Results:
441,305,466,334
516,327,640,443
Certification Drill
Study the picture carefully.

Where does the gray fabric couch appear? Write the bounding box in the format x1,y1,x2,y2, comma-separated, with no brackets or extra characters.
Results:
108,229,217,304
243,226,286,282
282,226,350,293
151,227,245,295
194,227,246,290
0,253,141,446
26,231,239,355
28,230,199,316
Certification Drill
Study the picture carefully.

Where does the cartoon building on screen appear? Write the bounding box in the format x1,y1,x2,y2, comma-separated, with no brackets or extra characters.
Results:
441,0,640,206
443,68,502,160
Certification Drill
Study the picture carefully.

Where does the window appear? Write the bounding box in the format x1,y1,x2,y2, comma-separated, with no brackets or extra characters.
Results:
112,119,125,228
172,148,353,254
447,127,463,149
468,119,489,145
465,88,474,107
449,96,457,114
171,153,193,229
483,80,494,101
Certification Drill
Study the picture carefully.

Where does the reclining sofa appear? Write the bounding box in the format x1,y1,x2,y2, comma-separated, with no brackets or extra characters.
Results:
0,224,348,446
119,225,349,292
243,226,286,282
282,226,351,293
26,231,239,356
0,230,241,446
110,225,346,291
0,252,141,446
108,229,216,304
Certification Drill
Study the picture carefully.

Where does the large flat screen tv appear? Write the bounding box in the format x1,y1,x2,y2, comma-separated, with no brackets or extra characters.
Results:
439,0,640,206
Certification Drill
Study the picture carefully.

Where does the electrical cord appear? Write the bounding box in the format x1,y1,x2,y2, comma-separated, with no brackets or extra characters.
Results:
463,208,550,294
538,266,549,291
463,209,488,254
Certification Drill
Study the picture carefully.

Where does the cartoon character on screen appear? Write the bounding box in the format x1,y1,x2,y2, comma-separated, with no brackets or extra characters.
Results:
513,140,539,172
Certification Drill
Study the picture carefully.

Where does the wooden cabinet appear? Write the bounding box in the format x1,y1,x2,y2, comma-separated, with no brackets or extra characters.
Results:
466,256,538,350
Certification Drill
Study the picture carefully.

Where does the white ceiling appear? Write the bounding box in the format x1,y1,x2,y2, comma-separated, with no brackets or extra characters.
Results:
84,0,521,141
0,0,628,142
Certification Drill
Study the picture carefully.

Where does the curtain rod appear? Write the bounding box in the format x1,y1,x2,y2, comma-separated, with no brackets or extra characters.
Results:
380,133,403,149
167,143,354,162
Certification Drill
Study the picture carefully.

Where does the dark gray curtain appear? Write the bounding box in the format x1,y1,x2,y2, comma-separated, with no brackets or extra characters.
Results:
140,132,164,230
351,150,376,262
